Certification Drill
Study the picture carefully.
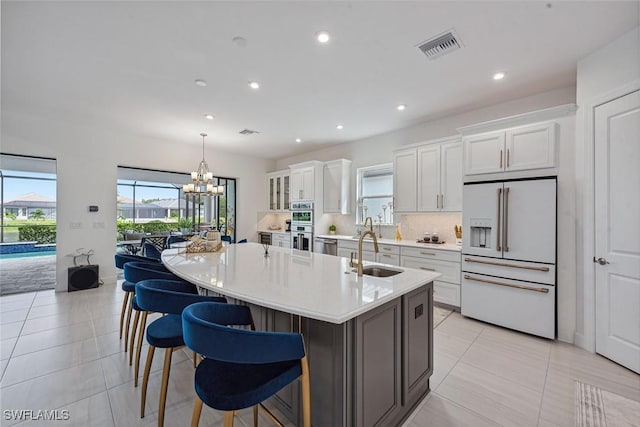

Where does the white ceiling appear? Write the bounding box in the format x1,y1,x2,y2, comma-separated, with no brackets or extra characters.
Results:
2,1,638,159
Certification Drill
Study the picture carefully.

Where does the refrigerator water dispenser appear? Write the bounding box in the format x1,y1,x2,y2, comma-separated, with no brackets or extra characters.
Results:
469,218,492,248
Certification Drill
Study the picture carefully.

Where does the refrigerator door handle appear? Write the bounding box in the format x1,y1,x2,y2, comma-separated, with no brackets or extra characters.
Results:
504,187,510,252
464,257,550,271
496,187,502,252
464,274,549,293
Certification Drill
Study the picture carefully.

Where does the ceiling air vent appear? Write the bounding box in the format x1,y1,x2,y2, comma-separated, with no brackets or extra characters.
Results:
417,30,462,60
239,129,260,135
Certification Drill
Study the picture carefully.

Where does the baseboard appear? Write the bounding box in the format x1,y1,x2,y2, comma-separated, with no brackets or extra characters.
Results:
574,332,591,351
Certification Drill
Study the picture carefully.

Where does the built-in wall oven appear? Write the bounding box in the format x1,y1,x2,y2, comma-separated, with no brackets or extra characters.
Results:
290,202,313,251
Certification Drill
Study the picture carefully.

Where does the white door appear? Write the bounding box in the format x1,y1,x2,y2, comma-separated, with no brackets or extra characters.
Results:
290,169,303,202
505,122,556,172
440,140,463,212
462,182,503,257
393,149,417,212
417,145,439,211
462,131,505,175
595,90,640,374
503,179,556,264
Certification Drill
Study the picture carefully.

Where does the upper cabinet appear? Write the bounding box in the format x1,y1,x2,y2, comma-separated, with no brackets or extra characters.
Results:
323,159,352,214
289,161,324,205
394,136,462,213
463,121,557,176
266,170,290,212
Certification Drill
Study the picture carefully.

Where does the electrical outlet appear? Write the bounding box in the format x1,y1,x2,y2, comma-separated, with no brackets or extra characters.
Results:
414,304,424,319
70,222,83,229
93,222,105,229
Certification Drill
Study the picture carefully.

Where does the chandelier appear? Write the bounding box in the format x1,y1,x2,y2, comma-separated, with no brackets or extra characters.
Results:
183,133,224,196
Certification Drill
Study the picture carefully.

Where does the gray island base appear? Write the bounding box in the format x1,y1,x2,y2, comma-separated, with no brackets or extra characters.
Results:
214,283,433,427
161,244,436,427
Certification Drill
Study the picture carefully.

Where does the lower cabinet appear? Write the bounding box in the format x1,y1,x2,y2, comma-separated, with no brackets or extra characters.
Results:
238,283,433,427
272,233,291,248
400,248,461,308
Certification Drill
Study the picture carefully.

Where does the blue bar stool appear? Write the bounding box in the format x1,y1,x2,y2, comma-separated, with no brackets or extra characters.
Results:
114,254,160,342
135,280,226,427
124,262,191,386
182,302,311,427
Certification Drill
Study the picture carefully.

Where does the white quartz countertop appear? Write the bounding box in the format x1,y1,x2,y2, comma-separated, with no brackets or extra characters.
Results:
315,234,461,252
161,243,440,324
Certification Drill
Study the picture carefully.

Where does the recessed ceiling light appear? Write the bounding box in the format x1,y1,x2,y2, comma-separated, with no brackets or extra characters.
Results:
397,104,407,111
316,31,330,44
336,124,344,130
295,138,302,143
249,81,260,90
194,79,208,87
204,114,214,120
493,72,506,81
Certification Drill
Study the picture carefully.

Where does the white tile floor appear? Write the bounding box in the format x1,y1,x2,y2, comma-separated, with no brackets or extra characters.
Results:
0,284,638,427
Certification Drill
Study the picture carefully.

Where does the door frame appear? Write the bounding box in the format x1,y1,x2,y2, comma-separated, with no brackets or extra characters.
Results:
577,79,640,352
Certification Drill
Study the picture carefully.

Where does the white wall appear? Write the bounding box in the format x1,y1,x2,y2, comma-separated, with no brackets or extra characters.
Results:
1,109,275,290
574,26,640,349
276,86,578,342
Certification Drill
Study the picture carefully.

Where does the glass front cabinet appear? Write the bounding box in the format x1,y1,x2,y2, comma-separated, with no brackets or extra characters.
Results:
267,170,290,212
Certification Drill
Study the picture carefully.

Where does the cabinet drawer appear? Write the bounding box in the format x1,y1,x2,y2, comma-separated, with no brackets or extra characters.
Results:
337,247,376,262
377,252,400,266
434,281,460,307
338,239,380,252
378,244,400,255
462,256,555,285
400,246,461,263
401,256,460,284
461,273,555,339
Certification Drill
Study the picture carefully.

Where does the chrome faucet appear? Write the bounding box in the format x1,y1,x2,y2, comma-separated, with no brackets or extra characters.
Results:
354,217,379,276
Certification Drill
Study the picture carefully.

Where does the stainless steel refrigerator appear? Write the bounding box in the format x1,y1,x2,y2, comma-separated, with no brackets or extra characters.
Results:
461,177,556,338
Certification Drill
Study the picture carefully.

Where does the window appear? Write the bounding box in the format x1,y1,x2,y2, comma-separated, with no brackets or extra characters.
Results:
0,154,57,243
356,164,394,225
117,166,237,241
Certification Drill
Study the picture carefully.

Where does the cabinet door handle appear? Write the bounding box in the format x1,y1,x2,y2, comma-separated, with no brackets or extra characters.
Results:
420,252,436,256
499,149,503,168
382,247,392,251
420,267,436,271
440,194,444,209
504,187,510,252
381,254,392,258
464,274,549,293
496,187,502,252
507,149,510,168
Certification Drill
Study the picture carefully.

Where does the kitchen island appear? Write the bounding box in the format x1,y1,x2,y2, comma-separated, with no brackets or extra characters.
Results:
162,243,440,427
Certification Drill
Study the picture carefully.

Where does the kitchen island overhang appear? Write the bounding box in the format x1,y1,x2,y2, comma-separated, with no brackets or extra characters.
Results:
162,243,440,426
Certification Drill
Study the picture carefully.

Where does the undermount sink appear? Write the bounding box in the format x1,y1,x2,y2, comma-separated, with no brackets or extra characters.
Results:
361,265,403,277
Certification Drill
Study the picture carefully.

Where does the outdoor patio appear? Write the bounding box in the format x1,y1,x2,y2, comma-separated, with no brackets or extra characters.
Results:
0,255,56,296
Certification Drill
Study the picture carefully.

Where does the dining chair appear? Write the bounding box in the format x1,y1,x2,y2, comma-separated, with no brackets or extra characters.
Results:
135,280,226,427
167,235,188,248
182,302,311,427
143,242,163,259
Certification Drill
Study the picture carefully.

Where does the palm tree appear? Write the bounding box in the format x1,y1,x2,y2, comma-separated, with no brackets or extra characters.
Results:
29,209,46,220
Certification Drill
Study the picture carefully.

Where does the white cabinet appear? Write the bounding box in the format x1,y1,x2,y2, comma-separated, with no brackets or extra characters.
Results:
324,159,352,214
463,122,556,176
401,246,461,308
394,137,462,213
393,149,417,212
266,170,290,212
272,233,291,248
289,161,324,204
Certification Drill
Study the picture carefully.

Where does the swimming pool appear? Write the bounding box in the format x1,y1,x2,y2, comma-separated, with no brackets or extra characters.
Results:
0,251,56,260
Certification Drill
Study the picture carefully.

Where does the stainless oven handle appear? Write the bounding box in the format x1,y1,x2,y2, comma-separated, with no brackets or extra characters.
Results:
464,274,549,293
464,257,550,272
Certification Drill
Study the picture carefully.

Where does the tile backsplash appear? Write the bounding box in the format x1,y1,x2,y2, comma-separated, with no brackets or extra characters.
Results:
317,212,461,243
